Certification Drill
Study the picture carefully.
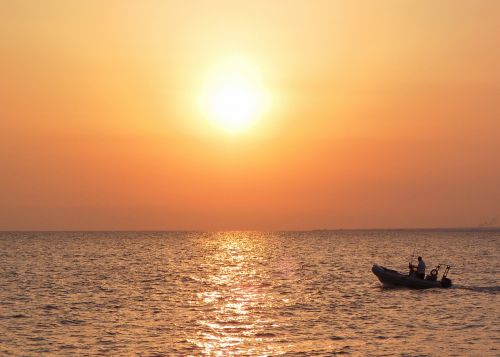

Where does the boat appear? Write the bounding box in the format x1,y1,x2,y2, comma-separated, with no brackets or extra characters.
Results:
372,263,452,289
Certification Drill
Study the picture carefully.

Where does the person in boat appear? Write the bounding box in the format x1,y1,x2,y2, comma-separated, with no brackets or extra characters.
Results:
409,256,426,278
415,256,426,279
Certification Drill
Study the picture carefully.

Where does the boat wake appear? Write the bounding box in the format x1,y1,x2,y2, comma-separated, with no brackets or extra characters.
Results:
452,285,500,294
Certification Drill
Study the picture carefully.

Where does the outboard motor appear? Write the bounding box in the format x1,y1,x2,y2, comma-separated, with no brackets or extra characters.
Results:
441,277,452,288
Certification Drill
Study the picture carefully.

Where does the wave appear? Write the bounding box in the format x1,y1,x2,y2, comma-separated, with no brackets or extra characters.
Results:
453,285,500,294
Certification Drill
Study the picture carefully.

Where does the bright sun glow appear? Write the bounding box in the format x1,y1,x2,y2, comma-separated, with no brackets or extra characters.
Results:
199,58,268,134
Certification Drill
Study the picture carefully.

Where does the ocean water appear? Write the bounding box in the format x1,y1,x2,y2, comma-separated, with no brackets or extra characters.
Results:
0,230,498,356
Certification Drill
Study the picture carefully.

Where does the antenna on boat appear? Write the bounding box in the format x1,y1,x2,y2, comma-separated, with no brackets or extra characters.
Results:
409,241,417,268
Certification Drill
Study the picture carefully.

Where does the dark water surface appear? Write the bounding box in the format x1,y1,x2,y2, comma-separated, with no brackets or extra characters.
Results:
0,230,498,356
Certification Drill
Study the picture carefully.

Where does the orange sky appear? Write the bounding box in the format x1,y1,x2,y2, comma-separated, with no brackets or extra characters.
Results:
1,1,499,230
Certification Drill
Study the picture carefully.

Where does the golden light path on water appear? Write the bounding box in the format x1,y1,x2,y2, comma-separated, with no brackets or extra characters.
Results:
185,231,359,355
189,232,282,355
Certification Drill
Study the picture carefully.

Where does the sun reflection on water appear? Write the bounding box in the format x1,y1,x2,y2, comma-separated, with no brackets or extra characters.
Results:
188,232,279,355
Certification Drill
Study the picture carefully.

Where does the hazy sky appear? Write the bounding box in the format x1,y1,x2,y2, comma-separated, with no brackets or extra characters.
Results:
1,1,499,230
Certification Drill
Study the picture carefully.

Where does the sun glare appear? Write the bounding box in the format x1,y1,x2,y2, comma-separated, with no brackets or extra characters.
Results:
199,58,268,134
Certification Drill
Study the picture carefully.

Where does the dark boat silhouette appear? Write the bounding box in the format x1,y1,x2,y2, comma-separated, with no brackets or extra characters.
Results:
372,264,452,289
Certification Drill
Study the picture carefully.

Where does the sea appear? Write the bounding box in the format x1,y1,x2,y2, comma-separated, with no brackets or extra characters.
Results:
0,230,498,356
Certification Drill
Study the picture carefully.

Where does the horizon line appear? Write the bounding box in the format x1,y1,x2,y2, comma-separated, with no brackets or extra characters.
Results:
1,226,499,233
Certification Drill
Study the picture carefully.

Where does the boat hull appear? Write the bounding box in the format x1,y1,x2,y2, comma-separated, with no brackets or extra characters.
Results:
372,264,450,289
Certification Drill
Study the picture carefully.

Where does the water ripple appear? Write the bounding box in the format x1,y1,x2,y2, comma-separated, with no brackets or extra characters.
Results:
0,230,498,355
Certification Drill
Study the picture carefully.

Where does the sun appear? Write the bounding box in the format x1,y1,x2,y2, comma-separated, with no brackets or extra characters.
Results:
199,58,268,134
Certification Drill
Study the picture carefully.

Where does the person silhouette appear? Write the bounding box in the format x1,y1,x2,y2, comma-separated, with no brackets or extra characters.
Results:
415,256,426,279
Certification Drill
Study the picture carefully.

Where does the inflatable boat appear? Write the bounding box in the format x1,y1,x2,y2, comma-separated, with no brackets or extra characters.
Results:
372,264,452,289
